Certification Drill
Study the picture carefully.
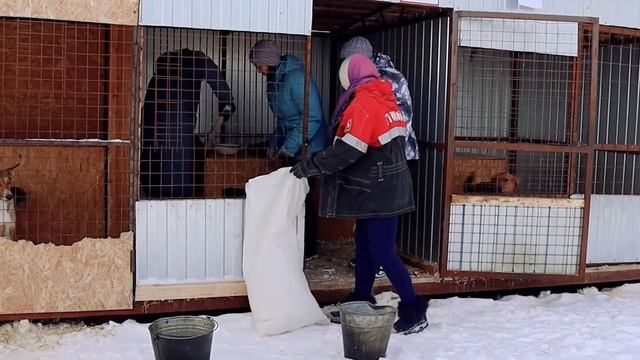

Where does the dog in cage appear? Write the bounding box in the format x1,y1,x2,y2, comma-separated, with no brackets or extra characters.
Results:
0,160,26,240
463,171,520,194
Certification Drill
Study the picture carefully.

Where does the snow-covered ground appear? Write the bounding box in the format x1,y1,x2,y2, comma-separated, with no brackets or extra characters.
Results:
2,284,640,359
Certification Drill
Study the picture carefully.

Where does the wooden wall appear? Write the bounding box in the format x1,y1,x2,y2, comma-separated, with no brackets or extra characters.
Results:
0,0,139,26
0,20,135,244
0,146,106,245
0,232,133,315
0,18,109,139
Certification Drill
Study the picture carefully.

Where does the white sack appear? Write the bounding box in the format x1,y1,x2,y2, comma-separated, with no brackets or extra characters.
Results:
243,167,329,335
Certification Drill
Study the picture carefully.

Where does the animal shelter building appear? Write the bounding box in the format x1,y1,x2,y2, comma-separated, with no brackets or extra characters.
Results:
3,0,640,320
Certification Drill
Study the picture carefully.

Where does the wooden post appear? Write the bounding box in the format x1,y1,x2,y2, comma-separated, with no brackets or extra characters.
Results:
107,25,134,237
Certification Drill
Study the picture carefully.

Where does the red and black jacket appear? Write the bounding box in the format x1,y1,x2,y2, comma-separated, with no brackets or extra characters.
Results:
304,79,415,219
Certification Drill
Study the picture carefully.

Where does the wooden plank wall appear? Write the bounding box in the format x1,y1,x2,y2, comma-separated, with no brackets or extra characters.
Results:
0,19,135,244
0,232,133,315
0,146,106,245
0,19,108,139
0,0,139,26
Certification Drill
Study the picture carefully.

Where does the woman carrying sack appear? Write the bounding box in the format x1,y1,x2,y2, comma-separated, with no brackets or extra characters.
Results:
290,54,428,335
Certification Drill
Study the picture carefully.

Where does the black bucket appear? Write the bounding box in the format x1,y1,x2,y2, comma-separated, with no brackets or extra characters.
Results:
340,301,396,360
148,315,218,360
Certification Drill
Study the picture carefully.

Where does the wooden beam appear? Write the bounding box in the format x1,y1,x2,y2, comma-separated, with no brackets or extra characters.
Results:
455,11,598,24
136,281,248,301
107,25,133,237
451,194,585,208
455,140,591,153
593,144,640,154
335,3,395,35
3,264,640,321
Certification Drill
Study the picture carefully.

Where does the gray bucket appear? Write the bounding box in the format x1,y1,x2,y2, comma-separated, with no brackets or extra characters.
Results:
148,315,218,360
340,301,397,360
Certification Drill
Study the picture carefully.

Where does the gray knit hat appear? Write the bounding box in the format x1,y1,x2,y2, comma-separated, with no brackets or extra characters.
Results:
249,40,282,67
339,36,374,59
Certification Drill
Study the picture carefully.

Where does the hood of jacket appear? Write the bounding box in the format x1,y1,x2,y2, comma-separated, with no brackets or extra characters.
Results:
354,79,397,110
276,55,304,79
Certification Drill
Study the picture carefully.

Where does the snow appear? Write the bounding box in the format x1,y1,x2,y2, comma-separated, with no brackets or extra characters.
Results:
3,284,640,359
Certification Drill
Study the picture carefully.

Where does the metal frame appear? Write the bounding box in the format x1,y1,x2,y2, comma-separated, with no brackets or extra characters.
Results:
2,263,640,322
440,11,600,280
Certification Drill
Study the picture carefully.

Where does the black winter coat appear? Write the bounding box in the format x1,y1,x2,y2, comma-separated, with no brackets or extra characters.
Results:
302,80,415,219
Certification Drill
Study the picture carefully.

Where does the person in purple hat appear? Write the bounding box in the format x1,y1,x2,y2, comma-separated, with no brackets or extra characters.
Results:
249,39,329,261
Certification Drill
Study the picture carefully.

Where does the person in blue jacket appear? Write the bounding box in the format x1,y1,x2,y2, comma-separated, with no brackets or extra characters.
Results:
249,39,329,260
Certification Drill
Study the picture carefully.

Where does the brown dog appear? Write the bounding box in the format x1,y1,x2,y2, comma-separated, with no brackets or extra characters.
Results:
463,172,520,194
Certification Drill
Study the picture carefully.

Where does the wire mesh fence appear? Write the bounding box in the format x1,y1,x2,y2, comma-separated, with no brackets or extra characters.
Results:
138,27,313,200
593,28,640,195
455,17,594,145
451,15,596,198
0,18,136,244
447,200,582,275
443,13,597,276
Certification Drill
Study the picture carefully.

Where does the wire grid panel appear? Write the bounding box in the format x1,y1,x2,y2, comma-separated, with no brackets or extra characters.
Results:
447,200,582,275
139,27,314,200
454,16,594,145
596,32,640,146
593,151,640,195
591,31,640,195
453,148,585,197
0,18,136,244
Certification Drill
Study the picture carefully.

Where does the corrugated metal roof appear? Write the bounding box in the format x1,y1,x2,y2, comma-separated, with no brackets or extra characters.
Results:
139,0,313,35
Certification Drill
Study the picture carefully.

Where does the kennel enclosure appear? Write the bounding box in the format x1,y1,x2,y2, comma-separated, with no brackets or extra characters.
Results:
3,0,640,321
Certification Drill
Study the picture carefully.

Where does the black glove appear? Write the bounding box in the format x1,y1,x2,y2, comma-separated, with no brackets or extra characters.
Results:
290,161,308,179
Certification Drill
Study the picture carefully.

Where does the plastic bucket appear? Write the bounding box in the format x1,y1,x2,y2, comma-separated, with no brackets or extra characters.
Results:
340,301,397,360
148,315,218,360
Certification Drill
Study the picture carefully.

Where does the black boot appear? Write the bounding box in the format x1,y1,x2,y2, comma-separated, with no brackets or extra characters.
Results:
328,292,377,324
393,296,428,335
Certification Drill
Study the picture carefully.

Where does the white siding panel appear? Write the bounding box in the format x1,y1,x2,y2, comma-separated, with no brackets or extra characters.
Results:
250,1,268,33
459,18,578,57
147,201,168,281
217,0,233,31
140,0,312,35
166,201,187,280
186,200,207,280
172,0,193,28
135,203,149,282
139,0,161,25
157,0,174,26
136,199,244,285
587,195,640,264
231,0,250,35
191,0,212,29
205,200,225,279
223,200,244,279
136,198,305,287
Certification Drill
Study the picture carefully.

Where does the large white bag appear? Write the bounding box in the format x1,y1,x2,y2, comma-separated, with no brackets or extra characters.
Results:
243,167,329,335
